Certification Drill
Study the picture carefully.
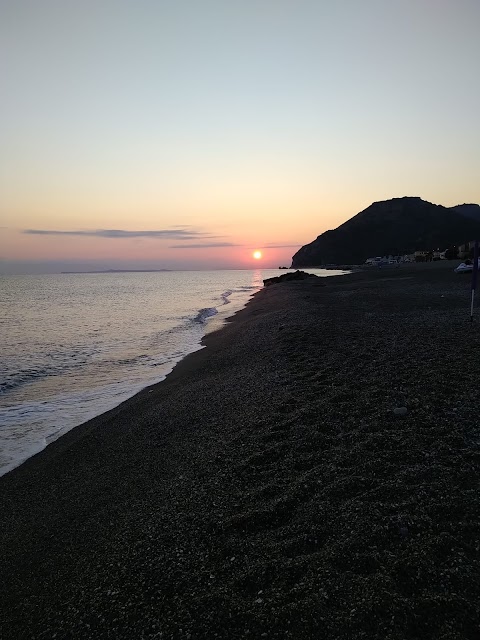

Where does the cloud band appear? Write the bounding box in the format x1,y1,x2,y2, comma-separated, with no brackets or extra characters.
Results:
23,228,217,240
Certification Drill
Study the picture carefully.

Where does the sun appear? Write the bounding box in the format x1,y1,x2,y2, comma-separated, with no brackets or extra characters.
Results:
253,250,262,260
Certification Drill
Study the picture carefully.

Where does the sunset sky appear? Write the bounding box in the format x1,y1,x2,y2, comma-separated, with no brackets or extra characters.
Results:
1,0,479,272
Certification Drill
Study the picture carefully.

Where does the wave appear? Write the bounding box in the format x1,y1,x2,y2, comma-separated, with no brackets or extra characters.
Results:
192,283,262,325
112,354,152,366
220,290,233,304
1,285,260,395
0,367,54,395
0,345,101,397
193,307,219,323
192,289,234,323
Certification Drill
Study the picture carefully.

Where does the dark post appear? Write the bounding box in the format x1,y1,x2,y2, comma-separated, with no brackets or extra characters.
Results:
470,240,479,322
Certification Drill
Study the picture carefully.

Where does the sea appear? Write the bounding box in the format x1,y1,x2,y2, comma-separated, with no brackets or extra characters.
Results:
0,268,345,476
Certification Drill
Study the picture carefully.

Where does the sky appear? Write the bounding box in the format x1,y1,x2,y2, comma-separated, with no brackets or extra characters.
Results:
1,0,479,272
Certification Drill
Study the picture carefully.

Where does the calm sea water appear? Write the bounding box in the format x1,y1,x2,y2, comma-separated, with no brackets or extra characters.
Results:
0,268,345,476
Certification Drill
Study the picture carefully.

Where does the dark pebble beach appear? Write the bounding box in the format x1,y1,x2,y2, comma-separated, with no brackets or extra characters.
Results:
2,263,480,639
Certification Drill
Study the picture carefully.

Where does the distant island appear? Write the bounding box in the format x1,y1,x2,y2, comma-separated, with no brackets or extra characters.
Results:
61,269,171,274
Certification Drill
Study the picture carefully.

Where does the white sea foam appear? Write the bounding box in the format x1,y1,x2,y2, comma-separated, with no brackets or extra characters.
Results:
220,290,233,304
194,307,218,323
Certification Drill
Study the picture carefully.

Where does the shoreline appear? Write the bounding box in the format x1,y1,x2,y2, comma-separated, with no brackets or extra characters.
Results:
0,268,345,479
0,283,262,480
0,276,267,480
0,275,261,478
2,261,480,638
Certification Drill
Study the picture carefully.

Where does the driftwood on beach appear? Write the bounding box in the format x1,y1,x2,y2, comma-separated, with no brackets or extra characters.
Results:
1,262,480,639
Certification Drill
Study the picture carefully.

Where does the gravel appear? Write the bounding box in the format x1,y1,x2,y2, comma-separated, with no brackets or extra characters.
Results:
1,262,480,639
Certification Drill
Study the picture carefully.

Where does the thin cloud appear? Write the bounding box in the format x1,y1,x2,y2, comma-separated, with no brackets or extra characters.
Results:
169,242,240,249
263,243,302,248
23,228,217,240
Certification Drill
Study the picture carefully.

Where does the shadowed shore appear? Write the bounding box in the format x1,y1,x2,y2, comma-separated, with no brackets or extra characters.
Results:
2,262,480,639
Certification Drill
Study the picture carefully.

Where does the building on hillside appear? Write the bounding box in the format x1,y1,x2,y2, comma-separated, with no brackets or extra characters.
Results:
414,250,435,262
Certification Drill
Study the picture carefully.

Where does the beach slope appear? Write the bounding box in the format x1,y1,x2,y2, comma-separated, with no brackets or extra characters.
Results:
1,264,480,639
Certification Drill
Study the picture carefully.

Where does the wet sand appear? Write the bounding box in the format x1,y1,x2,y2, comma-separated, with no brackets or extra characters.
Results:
2,262,480,639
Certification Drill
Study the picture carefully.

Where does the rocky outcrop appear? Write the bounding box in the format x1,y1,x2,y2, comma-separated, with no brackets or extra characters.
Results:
263,270,319,287
291,197,480,267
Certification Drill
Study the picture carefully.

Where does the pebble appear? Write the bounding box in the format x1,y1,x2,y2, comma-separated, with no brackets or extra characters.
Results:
393,407,408,416
4,265,479,640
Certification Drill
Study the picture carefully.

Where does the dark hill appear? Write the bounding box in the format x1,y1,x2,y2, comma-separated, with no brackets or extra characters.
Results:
451,203,480,222
291,197,480,267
